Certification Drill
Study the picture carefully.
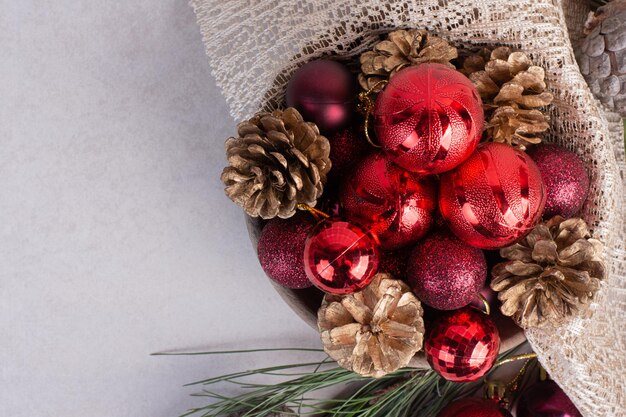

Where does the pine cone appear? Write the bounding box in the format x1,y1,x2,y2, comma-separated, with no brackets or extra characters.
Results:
358,29,458,92
318,273,425,378
491,216,606,329
463,47,554,150
576,0,626,117
221,108,331,219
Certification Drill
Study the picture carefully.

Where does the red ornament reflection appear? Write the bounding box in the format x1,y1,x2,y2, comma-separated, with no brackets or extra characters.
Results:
304,219,379,294
374,63,483,174
437,398,513,417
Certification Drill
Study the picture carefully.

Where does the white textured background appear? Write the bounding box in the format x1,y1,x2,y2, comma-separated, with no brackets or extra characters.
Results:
0,2,320,416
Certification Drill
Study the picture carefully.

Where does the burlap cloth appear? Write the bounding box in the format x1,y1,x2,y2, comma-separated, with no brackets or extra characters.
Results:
191,1,626,415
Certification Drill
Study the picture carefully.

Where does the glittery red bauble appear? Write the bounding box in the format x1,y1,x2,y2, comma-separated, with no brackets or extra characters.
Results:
425,307,500,382
407,231,487,310
516,380,582,417
439,143,546,249
527,144,589,218
286,60,357,134
378,247,411,280
257,214,314,289
340,152,437,250
373,63,484,174
437,398,513,417
328,127,370,177
304,219,380,294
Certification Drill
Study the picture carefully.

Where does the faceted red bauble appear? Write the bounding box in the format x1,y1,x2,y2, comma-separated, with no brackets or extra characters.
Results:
286,60,357,134
304,219,380,294
439,143,546,249
437,398,513,417
527,144,589,218
373,63,484,174
340,152,437,250
328,127,370,177
425,307,500,382
516,380,582,417
257,214,315,289
407,231,487,310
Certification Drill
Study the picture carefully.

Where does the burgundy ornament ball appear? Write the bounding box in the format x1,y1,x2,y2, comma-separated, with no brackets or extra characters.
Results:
527,144,590,218
425,307,500,382
257,214,315,289
516,380,582,417
378,247,411,280
439,142,546,249
304,218,380,294
340,152,437,250
437,398,513,417
328,127,370,177
407,231,487,310
373,63,484,174
286,60,357,134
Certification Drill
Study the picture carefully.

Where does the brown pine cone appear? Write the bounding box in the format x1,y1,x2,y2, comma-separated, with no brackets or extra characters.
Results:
491,216,606,329
462,46,554,150
221,108,331,219
358,29,458,92
318,273,425,378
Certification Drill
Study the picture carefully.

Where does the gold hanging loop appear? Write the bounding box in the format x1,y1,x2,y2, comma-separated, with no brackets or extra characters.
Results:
357,80,388,148
297,203,330,222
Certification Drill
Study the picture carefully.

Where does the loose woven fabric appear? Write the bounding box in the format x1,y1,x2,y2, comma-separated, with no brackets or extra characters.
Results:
191,1,626,415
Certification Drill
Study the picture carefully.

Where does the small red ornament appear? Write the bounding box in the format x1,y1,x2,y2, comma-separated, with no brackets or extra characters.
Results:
286,60,357,134
257,214,315,289
373,63,484,174
304,218,380,294
425,307,500,382
527,144,589,218
407,231,487,310
439,143,546,249
516,380,582,417
340,152,437,250
437,398,513,417
328,127,370,177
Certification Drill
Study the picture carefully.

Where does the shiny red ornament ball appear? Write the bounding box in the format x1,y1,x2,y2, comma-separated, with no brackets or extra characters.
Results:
439,143,546,249
425,307,500,382
257,214,315,289
340,152,437,250
527,144,589,218
328,127,370,177
286,60,357,134
437,398,513,417
516,380,582,417
373,63,484,174
304,218,380,294
407,231,487,310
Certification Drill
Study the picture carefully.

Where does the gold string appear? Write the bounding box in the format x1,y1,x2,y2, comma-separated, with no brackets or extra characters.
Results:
357,80,388,148
478,293,491,315
297,203,330,221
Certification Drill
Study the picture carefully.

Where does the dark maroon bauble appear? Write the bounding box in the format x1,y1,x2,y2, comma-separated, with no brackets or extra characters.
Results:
527,144,590,218
328,127,371,177
378,247,412,280
257,214,315,289
286,60,358,134
469,282,498,311
437,398,513,417
340,152,437,250
517,380,582,417
407,231,487,310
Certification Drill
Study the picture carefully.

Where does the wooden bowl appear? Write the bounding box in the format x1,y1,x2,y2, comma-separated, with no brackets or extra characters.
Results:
246,215,526,368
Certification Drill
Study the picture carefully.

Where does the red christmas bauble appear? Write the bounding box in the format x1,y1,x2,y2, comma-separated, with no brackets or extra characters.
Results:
328,127,370,177
425,307,500,382
437,398,513,417
439,143,546,249
527,144,589,218
340,152,437,250
303,218,380,294
516,380,582,417
407,231,487,310
286,60,357,134
373,63,484,174
257,214,315,289
378,247,411,280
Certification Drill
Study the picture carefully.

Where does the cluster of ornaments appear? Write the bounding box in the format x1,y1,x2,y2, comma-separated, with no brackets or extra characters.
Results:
221,29,600,385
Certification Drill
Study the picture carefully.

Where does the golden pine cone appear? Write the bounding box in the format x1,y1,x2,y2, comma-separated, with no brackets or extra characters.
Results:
221,108,331,219
463,46,554,150
318,273,425,378
358,29,458,92
491,216,606,329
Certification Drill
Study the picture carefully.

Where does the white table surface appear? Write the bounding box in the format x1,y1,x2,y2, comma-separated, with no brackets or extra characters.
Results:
1,2,321,416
